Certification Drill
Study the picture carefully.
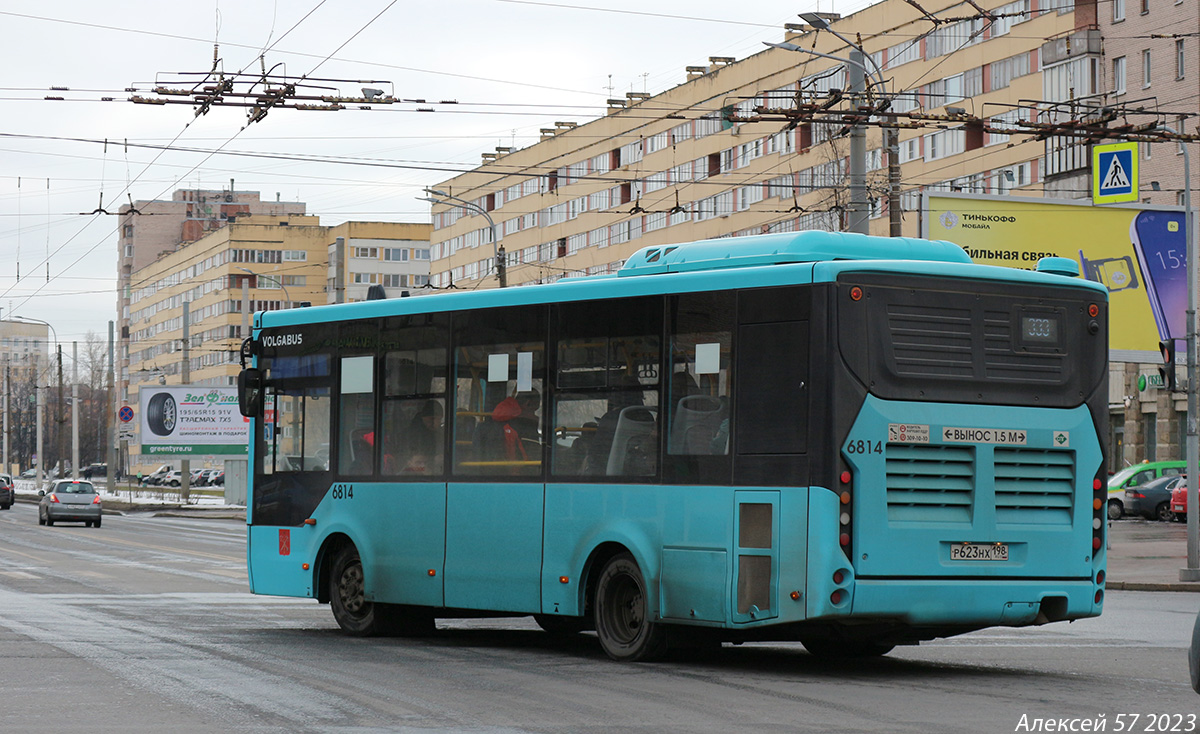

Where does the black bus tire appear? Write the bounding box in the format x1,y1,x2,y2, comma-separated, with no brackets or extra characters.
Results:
147,392,177,436
329,545,385,636
594,552,666,662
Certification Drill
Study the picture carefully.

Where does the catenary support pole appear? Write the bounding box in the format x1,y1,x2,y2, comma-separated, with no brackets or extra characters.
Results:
72,342,78,480
847,49,869,235
1176,133,1198,581
181,302,190,503
106,322,115,491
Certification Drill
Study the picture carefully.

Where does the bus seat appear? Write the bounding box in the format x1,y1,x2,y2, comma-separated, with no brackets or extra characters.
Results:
606,406,658,476
669,395,728,455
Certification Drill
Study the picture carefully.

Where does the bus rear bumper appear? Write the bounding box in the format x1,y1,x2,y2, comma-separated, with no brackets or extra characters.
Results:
844,578,1102,627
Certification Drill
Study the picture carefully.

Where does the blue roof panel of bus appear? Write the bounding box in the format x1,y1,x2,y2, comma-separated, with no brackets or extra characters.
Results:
255,232,1104,330
617,230,972,276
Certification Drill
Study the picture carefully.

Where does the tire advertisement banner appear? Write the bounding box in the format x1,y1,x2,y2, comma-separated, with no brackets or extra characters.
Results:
925,193,1187,353
138,386,249,455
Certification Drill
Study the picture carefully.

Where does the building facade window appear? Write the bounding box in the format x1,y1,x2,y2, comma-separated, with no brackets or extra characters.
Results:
1113,0,1125,20
1113,56,1126,94
1178,40,1186,79
1142,50,1152,88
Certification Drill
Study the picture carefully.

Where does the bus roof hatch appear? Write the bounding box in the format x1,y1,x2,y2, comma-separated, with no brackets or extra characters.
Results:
617,230,971,277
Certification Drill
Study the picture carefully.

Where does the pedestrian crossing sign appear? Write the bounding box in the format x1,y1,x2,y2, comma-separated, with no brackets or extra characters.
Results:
1093,142,1138,204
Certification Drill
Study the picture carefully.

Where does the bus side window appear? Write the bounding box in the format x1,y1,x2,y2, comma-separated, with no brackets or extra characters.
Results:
733,285,812,487
338,355,376,476
377,315,450,479
664,292,734,485
550,296,663,480
451,305,547,478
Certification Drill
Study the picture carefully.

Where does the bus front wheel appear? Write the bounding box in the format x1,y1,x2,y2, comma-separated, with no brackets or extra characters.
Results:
330,545,386,636
329,545,435,637
594,553,666,662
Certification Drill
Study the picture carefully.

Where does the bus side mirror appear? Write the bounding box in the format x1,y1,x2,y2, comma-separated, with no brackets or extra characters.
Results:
238,368,263,417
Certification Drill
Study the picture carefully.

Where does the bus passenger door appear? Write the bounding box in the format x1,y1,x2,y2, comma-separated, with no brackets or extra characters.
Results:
444,482,544,613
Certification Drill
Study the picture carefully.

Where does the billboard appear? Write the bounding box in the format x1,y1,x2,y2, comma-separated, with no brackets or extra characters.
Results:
138,386,249,455
924,193,1187,353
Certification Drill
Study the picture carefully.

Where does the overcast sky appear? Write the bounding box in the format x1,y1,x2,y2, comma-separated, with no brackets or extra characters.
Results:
0,0,874,346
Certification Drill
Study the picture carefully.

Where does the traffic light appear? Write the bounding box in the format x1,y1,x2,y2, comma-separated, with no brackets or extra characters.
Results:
1159,339,1177,392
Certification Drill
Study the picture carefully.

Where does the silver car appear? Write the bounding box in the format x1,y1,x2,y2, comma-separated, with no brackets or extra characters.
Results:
38,480,102,527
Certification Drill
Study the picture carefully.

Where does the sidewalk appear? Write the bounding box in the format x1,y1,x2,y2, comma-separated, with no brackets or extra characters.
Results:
1107,519,1200,592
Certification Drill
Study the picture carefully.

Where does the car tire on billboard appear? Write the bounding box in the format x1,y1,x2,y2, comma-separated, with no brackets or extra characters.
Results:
147,392,177,436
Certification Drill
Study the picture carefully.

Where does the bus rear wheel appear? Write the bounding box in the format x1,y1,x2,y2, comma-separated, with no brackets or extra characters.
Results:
594,553,666,662
1107,500,1123,521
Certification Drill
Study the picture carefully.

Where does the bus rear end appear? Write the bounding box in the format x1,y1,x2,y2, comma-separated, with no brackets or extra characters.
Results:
818,265,1108,644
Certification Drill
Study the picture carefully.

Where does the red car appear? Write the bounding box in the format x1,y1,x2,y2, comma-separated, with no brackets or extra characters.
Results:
1172,483,1192,521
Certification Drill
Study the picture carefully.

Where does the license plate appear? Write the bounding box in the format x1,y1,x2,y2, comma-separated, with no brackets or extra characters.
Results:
950,543,1009,561
1174,505,1185,512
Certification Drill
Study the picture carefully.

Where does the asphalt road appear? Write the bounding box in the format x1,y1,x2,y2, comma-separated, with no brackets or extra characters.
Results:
0,502,1197,734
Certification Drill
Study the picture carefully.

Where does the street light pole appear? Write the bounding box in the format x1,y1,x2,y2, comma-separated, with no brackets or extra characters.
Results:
72,342,78,480
421,190,506,287
1164,129,1200,581
181,302,190,503
765,19,895,235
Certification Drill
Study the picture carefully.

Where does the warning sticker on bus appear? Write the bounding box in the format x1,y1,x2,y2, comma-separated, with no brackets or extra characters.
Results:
888,424,930,443
941,427,1027,445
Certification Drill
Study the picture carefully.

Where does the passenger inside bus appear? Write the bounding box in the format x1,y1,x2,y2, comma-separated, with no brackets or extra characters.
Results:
477,390,541,470
403,399,444,474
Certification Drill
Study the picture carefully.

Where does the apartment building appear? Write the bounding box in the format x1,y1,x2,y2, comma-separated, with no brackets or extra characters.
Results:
124,215,431,469
116,187,307,404
0,321,51,385
328,221,434,303
1099,0,1198,208
427,0,1089,289
0,320,51,474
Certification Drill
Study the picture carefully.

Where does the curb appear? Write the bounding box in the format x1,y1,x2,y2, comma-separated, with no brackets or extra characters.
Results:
1107,581,1200,592
151,510,245,520
13,495,244,520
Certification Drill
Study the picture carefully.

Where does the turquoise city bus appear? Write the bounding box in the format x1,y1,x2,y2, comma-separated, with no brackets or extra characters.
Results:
237,230,1109,661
